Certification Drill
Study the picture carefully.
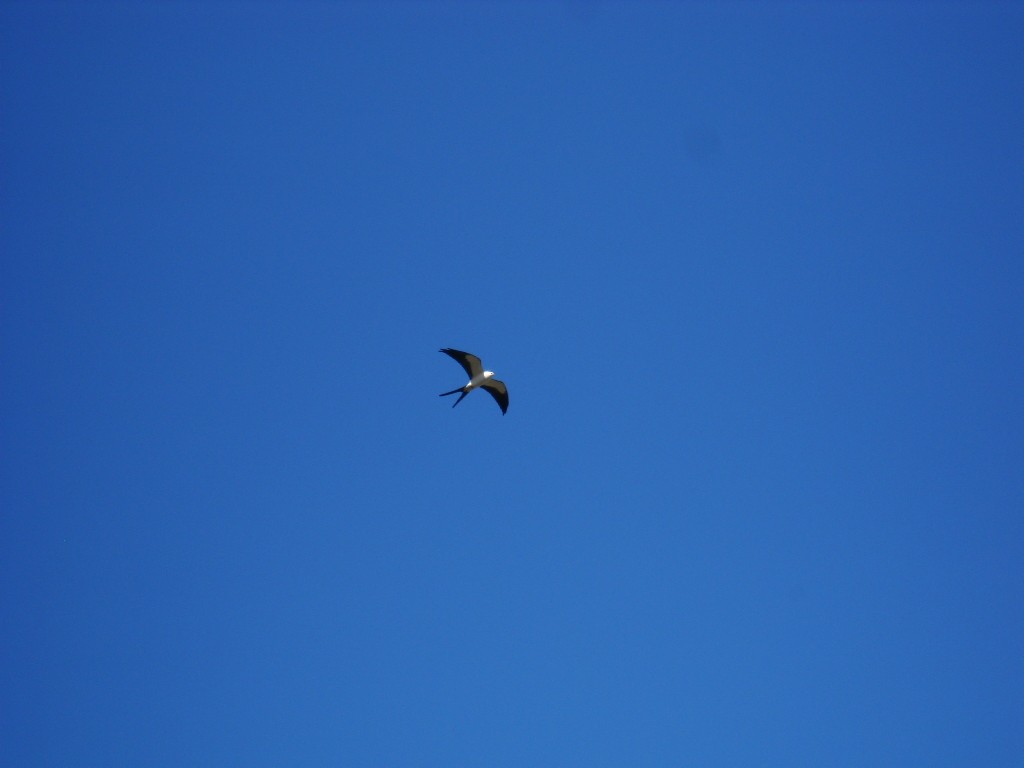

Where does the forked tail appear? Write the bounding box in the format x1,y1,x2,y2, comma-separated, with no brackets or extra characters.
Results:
439,387,469,408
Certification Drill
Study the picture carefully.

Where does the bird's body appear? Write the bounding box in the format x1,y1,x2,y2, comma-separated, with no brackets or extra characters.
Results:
438,348,509,414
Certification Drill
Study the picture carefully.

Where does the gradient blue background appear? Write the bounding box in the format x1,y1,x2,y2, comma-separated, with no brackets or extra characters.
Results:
2,2,1022,765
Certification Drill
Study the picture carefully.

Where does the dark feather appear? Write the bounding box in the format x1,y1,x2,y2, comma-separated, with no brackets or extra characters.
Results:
439,348,483,380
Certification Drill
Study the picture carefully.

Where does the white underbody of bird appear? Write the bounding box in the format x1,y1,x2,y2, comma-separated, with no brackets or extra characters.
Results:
438,348,509,414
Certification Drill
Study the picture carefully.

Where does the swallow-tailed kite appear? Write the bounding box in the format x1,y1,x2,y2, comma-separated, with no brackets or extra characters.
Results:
438,348,509,415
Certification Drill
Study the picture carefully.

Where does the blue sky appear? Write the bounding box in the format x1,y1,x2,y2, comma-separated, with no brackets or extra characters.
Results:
2,2,1022,765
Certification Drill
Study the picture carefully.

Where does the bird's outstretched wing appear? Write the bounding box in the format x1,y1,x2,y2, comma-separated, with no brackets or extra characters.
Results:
440,348,483,380
480,378,509,415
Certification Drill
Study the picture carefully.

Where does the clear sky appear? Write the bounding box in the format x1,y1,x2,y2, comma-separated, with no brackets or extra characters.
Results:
2,2,1022,765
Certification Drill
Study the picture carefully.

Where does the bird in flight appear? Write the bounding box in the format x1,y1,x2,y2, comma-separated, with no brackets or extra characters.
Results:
438,348,509,415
